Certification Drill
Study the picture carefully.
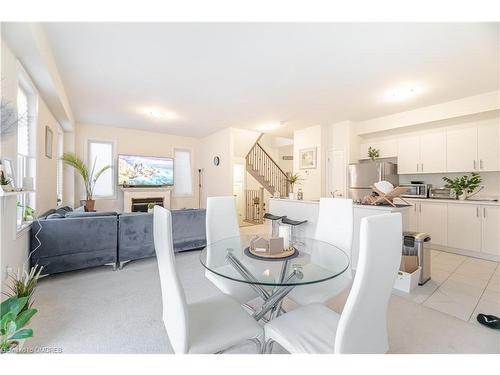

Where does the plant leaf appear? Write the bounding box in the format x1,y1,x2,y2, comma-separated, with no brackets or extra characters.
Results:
1,296,28,317
6,321,17,336
9,328,33,340
15,308,37,329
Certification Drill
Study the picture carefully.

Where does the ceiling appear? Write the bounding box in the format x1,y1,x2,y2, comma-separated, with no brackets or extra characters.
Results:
41,22,499,137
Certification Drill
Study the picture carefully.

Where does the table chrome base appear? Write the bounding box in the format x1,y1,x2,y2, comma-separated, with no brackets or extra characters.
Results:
226,252,302,322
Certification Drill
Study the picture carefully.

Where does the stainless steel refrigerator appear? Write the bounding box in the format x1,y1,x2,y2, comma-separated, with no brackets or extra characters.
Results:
348,162,399,203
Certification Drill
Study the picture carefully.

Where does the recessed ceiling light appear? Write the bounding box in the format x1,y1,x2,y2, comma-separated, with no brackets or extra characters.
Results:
383,84,424,102
256,122,284,132
142,108,180,121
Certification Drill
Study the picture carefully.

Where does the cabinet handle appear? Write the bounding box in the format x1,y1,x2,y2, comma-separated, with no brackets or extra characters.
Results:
416,163,419,172
480,159,483,169
476,207,479,217
419,203,422,213
473,160,476,170
483,207,486,218
421,163,423,172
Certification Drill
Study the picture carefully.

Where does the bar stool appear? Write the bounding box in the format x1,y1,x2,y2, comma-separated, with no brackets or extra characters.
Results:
281,217,308,247
263,213,286,238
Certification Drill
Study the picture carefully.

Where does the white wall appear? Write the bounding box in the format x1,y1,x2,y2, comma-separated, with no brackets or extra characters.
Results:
293,125,324,200
1,39,61,293
277,144,293,173
201,128,233,206
74,122,202,211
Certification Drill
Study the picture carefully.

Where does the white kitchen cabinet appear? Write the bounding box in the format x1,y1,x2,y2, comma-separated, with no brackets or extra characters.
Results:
481,205,500,256
446,126,477,173
397,132,446,174
418,201,448,246
477,121,499,172
379,139,398,158
397,136,420,174
396,199,447,246
359,139,398,160
447,204,482,252
420,132,447,173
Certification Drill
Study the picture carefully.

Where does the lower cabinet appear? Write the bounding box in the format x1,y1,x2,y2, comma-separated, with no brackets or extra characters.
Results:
397,199,447,246
397,199,500,260
447,204,482,252
482,206,500,256
418,202,448,246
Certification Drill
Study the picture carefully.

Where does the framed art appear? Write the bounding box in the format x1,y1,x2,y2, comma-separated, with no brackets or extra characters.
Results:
299,147,317,169
1,158,15,186
45,126,53,159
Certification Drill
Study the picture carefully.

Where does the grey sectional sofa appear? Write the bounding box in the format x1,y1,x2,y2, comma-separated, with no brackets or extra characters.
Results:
30,208,206,275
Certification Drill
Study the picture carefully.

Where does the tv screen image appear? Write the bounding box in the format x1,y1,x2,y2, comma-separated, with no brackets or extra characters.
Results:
118,154,174,186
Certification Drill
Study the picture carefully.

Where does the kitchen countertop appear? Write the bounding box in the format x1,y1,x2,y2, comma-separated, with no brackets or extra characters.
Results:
398,196,500,206
269,198,410,211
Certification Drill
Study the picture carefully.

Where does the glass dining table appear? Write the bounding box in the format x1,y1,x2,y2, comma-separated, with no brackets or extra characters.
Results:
200,235,349,321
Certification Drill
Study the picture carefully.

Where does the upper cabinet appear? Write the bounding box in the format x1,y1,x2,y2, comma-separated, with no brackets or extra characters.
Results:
397,135,420,174
358,139,398,160
397,132,446,174
446,121,499,173
477,120,499,172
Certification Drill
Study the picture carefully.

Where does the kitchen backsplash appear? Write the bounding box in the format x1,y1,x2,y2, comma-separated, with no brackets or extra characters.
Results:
399,172,500,198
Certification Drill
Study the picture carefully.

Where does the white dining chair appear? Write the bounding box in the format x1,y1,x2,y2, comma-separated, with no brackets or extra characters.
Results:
287,198,354,305
153,206,262,354
205,196,259,304
263,213,402,354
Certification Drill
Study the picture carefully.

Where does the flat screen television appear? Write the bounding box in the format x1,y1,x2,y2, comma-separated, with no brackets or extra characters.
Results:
118,154,174,187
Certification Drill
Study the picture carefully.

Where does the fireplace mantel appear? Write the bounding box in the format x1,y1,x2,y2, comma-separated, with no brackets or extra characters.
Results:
121,187,171,212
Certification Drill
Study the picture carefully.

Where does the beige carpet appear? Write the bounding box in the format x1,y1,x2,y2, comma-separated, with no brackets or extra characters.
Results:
25,251,500,354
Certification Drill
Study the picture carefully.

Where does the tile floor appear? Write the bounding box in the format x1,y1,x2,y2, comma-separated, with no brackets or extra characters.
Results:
247,223,500,327
394,249,500,325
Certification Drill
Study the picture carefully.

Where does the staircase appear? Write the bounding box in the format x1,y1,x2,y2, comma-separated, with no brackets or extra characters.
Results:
246,137,289,197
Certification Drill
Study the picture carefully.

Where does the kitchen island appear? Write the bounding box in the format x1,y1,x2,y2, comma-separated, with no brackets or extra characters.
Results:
268,198,410,269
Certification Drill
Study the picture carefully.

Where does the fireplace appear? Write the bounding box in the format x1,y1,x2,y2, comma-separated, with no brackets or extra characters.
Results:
121,187,171,213
131,197,164,212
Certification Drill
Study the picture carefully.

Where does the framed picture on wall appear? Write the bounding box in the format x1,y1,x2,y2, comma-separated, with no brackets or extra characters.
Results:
299,147,317,169
45,126,53,159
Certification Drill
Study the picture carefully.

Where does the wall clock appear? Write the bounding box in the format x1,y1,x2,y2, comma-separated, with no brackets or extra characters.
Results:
213,156,220,166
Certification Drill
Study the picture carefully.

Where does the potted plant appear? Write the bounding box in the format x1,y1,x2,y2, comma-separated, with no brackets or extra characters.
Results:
287,173,302,199
0,297,37,354
443,172,482,200
4,265,44,311
1,171,13,192
368,146,380,161
147,203,155,213
60,152,111,211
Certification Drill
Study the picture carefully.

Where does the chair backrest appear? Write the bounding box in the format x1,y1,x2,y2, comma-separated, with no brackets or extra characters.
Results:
314,198,353,257
334,213,402,354
206,196,240,244
153,206,189,354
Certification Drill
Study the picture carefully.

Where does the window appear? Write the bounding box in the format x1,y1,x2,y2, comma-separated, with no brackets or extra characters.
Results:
87,140,114,198
56,127,64,206
16,84,36,228
174,148,193,196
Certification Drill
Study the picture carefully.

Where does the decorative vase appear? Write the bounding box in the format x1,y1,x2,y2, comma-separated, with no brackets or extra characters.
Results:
85,199,96,212
288,192,295,200
458,193,467,201
1,184,13,192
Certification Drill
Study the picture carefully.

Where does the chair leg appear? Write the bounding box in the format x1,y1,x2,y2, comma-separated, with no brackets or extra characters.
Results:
249,337,263,354
263,339,275,354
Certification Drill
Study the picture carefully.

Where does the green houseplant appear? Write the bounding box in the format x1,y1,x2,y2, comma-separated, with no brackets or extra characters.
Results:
60,152,111,211
3,265,43,312
287,173,303,199
1,171,13,192
0,297,37,353
368,146,380,161
443,172,482,200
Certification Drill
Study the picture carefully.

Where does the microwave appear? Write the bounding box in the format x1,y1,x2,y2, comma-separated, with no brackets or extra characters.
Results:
400,183,431,198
